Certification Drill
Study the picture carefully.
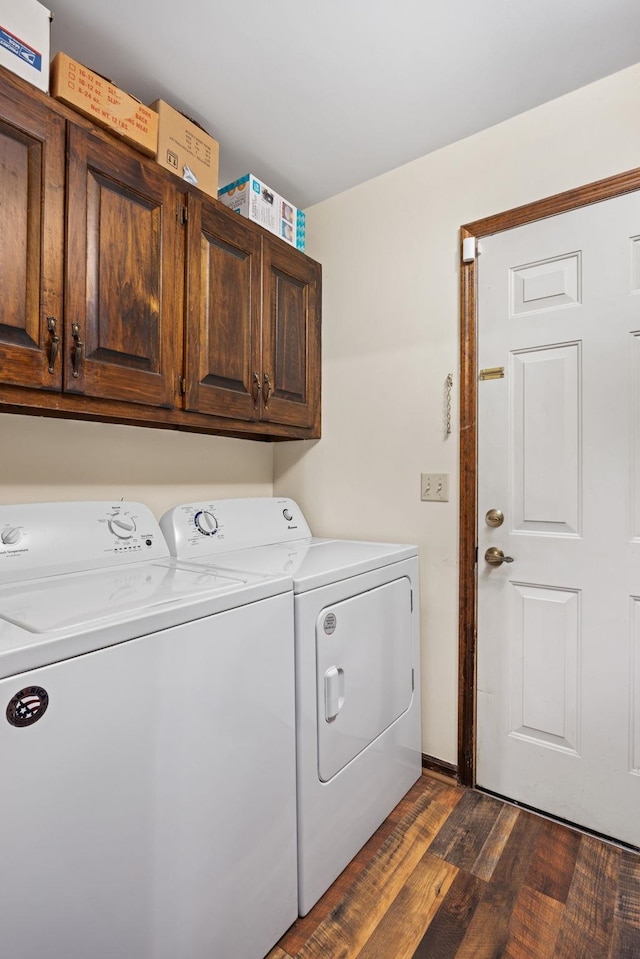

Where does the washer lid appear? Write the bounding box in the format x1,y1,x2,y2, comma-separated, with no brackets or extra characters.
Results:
0,560,292,681
213,539,418,592
0,561,259,634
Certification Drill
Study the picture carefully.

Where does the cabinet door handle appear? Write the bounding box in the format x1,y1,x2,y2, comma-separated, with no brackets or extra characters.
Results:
71,323,84,378
251,371,260,408
47,316,59,374
262,372,273,409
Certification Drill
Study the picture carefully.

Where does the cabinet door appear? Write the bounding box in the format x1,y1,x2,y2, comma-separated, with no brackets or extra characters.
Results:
65,126,179,407
262,239,321,431
184,196,261,419
0,86,64,390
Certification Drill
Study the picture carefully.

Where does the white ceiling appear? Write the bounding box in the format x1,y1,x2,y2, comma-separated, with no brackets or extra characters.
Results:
49,0,640,209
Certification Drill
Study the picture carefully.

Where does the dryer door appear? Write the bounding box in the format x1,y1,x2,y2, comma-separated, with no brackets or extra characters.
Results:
316,576,414,782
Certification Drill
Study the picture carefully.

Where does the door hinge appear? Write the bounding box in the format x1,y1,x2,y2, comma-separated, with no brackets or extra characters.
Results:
178,204,188,224
178,375,186,395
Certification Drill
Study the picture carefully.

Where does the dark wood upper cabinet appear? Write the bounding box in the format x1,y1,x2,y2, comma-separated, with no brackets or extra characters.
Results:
184,196,321,433
65,125,179,408
0,66,321,440
184,194,261,419
0,86,65,390
262,238,321,432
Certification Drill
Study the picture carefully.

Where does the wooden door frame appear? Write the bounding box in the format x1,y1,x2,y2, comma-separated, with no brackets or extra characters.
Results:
458,165,640,786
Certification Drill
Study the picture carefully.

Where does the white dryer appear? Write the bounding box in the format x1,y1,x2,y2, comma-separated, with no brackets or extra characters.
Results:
161,497,422,915
0,501,297,959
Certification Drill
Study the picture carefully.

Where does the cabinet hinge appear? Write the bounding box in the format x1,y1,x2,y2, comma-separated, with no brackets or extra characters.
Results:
178,204,188,225
178,375,186,395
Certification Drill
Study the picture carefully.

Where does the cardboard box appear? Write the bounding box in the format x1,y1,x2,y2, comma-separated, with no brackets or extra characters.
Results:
50,53,158,156
0,0,51,92
218,174,305,251
150,99,219,199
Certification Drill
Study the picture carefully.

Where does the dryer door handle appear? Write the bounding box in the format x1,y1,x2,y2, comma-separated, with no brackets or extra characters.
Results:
324,666,345,722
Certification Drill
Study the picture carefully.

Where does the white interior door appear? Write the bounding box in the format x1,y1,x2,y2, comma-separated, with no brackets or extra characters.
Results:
476,190,640,847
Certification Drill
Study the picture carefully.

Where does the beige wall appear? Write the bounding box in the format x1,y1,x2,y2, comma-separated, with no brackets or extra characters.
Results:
274,62,640,765
0,414,274,516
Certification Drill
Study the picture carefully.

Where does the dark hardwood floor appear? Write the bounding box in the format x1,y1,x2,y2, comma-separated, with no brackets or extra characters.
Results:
267,773,640,958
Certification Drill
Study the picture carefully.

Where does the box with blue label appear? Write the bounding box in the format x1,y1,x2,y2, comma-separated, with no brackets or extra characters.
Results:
0,0,51,92
218,174,305,251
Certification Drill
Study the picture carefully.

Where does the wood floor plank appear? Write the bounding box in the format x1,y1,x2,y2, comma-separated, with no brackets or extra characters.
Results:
607,918,640,959
278,867,357,956
292,783,463,959
453,809,542,959
411,869,485,959
470,803,520,882
503,886,563,959
354,853,458,959
279,806,411,954
485,808,541,888
523,818,582,904
553,835,620,959
276,780,456,957
269,780,633,959
427,789,504,871
614,848,640,928
352,818,398,866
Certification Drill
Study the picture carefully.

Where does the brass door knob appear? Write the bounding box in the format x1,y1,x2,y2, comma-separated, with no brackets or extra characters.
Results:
484,547,514,567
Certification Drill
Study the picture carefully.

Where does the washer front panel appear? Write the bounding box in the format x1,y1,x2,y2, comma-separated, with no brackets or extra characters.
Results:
0,593,297,959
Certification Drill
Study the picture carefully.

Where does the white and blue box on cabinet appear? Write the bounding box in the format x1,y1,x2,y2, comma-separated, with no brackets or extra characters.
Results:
218,174,305,251
0,0,51,92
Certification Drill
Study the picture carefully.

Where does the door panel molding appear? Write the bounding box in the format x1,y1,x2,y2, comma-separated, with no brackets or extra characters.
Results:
458,165,640,786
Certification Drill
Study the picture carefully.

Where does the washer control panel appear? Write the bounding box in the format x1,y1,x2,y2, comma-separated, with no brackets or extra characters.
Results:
1,527,22,547
0,502,168,584
108,514,137,539
194,510,219,536
160,497,312,560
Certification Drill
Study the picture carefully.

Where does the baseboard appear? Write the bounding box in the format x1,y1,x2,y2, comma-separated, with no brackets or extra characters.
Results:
421,753,459,783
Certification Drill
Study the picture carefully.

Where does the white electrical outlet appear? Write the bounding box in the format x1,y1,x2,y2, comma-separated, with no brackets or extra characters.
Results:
421,473,449,502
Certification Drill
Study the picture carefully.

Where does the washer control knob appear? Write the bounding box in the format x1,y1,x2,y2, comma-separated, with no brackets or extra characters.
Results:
108,515,136,539
1,527,21,546
195,510,218,535
283,508,293,521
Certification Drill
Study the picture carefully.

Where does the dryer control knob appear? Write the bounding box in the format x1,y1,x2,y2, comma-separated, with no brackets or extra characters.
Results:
283,509,293,521
195,510,218,535
108,515,136,539
1,527,21,546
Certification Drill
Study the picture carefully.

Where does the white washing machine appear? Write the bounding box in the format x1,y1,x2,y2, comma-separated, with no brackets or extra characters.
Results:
0,501,297,959
161,497,422,916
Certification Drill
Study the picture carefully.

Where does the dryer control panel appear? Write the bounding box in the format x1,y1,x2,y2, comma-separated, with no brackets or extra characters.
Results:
160,497,312,559
0,502,168,583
